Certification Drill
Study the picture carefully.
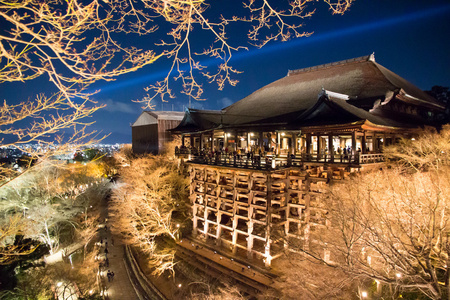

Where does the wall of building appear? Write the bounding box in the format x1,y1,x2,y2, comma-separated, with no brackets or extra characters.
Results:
132,124,158,154
158,119,183,152
132,119,182,154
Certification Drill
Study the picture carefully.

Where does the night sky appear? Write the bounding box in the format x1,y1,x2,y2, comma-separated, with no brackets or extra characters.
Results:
1,0,450,143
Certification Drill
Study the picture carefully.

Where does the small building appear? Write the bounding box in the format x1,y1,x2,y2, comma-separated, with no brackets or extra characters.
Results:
131,111,184,154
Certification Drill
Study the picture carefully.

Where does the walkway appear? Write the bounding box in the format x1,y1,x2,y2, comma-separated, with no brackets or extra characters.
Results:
96,196,139,300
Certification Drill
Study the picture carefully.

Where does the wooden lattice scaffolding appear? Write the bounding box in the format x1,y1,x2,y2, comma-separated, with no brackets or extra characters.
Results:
189,164,335,266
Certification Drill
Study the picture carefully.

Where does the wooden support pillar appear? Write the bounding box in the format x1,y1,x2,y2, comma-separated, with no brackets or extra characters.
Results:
276,132,281,155
306,133,311,155
317,135,322,161
362,131,367,154
210,131,214,150
351,131,357,155
203,209,209,240
284,171,290,249
247,133,251,152
247,221,254,259
200,133,204,150
224,132,228,150
216,216,222,246
190,135,194,148
293,136,298,155
373,134,378,153
232,214,238,255
289,134,295,155
328,135,334,162
265,175,272,267
181,134,185,147
303,178,311,251
192,205,198,236
259,131,264,153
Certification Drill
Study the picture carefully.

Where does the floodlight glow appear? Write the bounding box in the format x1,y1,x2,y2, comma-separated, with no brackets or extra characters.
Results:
92,4,450,95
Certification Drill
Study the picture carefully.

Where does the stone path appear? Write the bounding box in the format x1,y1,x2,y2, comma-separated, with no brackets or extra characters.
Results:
96,197,139,300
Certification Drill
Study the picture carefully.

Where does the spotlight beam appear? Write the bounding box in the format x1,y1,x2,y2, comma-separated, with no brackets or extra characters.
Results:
94,4,450,95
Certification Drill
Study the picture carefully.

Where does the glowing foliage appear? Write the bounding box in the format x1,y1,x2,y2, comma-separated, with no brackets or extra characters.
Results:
111,152,188,276
0,161,108,261
305,126,450,300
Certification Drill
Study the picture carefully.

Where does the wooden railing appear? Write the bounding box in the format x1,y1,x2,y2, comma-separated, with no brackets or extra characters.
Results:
359,153,385,163
176,151,385,170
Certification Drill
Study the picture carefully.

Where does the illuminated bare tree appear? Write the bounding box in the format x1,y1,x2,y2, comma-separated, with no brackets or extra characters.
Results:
0,161,107,258
0,215,37,265
189,282,247,299
0,0,158,182
272,253,356,300
0,0,354,183
0,255,99,299
291,126,450,300
138,0,354,103
111,152,188,276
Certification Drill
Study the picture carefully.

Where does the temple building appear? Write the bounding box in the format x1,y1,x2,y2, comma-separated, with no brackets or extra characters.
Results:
172,54,445,266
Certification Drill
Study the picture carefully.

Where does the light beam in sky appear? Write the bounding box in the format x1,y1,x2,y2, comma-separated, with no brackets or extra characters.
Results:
95,3,450,95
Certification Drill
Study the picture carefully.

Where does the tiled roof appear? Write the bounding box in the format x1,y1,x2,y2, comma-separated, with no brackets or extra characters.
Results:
170,109,223,133
223,55,441,125
131,110,185,127
172,55,442,133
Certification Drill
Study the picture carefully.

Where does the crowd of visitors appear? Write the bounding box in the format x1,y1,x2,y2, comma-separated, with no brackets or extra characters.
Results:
175,144,363,168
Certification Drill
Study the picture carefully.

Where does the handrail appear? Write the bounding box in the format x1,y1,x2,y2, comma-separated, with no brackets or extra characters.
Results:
123,245,167,300
177,151,385,169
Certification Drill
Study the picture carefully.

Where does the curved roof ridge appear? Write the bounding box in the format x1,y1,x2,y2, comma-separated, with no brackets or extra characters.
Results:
287,54,373,76
371,61,445,109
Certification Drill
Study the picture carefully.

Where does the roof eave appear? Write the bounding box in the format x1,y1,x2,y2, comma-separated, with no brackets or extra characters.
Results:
397,89,445,110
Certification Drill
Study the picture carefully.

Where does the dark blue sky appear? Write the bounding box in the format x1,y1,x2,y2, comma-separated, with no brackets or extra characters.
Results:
2,0,450,143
